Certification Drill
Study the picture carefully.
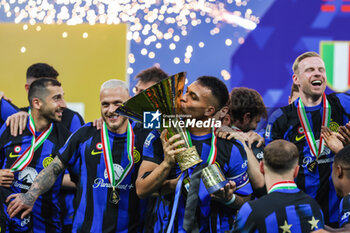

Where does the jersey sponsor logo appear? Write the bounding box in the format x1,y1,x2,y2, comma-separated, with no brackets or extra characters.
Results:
42,155,54,168
242,160,248,169
341,211,350,221
92,163,134,189
295,126,305,141
133,148,141,163
21,216,31,227
104,163,124,180
302,155,333,168
18,167,38,184
9,152,20,158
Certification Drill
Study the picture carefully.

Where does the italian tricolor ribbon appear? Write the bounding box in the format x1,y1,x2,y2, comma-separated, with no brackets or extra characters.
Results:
297,94,331,158
10,110,53,172
268,181,297,193
101,121,135,189
186,127,217,165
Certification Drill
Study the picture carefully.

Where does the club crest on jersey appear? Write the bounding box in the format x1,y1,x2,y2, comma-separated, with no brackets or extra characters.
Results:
43,155,54,168
329,120,339,132
14,146,21,153
104,163,124,181
133,148,141,163
18,167,38,184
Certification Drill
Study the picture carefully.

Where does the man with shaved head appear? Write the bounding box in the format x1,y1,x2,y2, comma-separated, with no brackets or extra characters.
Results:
233,140,325,233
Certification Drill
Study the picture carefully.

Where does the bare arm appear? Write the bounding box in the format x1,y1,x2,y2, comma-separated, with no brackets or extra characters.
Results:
211,181,251,209
61,173,76,190
6,157,66,218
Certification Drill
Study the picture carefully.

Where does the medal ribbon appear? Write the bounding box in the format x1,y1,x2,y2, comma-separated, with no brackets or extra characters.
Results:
297,94,331,158
185,127,217,165
10,109,53,172
268,181,297,193
101,121,134,189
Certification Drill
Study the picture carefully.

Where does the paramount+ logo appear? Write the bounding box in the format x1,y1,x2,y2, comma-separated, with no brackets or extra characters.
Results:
143,110,222,129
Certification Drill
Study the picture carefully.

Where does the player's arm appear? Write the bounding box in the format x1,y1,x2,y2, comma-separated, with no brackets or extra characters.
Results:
136,129,185,199
6,156,67,219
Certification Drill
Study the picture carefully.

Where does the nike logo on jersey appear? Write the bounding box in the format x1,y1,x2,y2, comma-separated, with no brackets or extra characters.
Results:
91,150,103,155
9,152,20,158
295,134,305,141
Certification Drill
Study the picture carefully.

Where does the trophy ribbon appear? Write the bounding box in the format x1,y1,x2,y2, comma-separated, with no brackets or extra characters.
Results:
297,93,331,173
11,109,53,172
101,121,135,204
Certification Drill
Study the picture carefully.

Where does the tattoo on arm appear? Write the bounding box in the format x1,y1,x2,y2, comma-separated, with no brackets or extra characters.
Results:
25,157,66,203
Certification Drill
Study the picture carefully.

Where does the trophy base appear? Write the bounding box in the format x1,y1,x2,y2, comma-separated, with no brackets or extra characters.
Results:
176,146,202,171
206,180,228,194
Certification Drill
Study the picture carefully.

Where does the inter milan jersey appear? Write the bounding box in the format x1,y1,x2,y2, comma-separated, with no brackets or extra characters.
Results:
339,194,350,227
57,122,148,233
265,93,350,225
0,120,71,232
143,130,252,233
232,188,325,233
0,98,19,129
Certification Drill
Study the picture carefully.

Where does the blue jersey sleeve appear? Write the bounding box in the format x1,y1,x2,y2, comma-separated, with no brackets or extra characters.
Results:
142,130,163,164
265,108,285,144
69,113,85,133
339,195,350,227
0,98,19,129
335,93,350,116
226,141,252,195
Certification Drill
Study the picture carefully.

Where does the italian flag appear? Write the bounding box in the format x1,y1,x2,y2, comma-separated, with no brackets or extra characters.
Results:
320,41,350,92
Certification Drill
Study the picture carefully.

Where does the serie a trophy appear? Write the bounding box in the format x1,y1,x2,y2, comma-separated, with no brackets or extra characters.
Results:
116,72,202,171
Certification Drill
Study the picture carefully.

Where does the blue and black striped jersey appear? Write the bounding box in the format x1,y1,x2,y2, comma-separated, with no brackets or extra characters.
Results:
57,122,148,233
0,120,71,232
0,98,19,129
339,194,350,227
232,188,325,233
143,130,252,233
265,93,350,226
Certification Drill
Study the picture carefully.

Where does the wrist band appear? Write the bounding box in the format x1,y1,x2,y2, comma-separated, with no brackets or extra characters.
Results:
225,194,236,205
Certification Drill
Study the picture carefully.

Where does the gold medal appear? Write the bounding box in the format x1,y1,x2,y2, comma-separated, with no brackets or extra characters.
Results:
307,160,317,173
110,187,120,205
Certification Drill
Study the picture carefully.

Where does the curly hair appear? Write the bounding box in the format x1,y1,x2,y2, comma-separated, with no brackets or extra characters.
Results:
229,87,267,122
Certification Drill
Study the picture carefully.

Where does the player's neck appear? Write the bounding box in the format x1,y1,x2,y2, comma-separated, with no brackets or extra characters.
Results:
32,111,52,132
188,126,212,136
265,175,295,193
299,92,323,107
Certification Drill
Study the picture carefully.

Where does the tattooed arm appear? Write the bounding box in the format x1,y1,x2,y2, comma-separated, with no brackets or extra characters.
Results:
6,156,66,219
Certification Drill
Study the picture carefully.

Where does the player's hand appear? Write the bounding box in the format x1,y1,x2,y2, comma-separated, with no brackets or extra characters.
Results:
322,126,343,154
210,180,236,203
0,91,12,102
338,122,350,146
6,111,29,137
160,129,186,167
6,193,34,219
246,131,264,148
93,117,103,130
0,169,14,187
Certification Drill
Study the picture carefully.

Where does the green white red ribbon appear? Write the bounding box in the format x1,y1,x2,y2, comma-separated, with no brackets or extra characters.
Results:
268,181,297,193
186,127,217,165
101,121,134,188
10,109,53,172
297,94,331,158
